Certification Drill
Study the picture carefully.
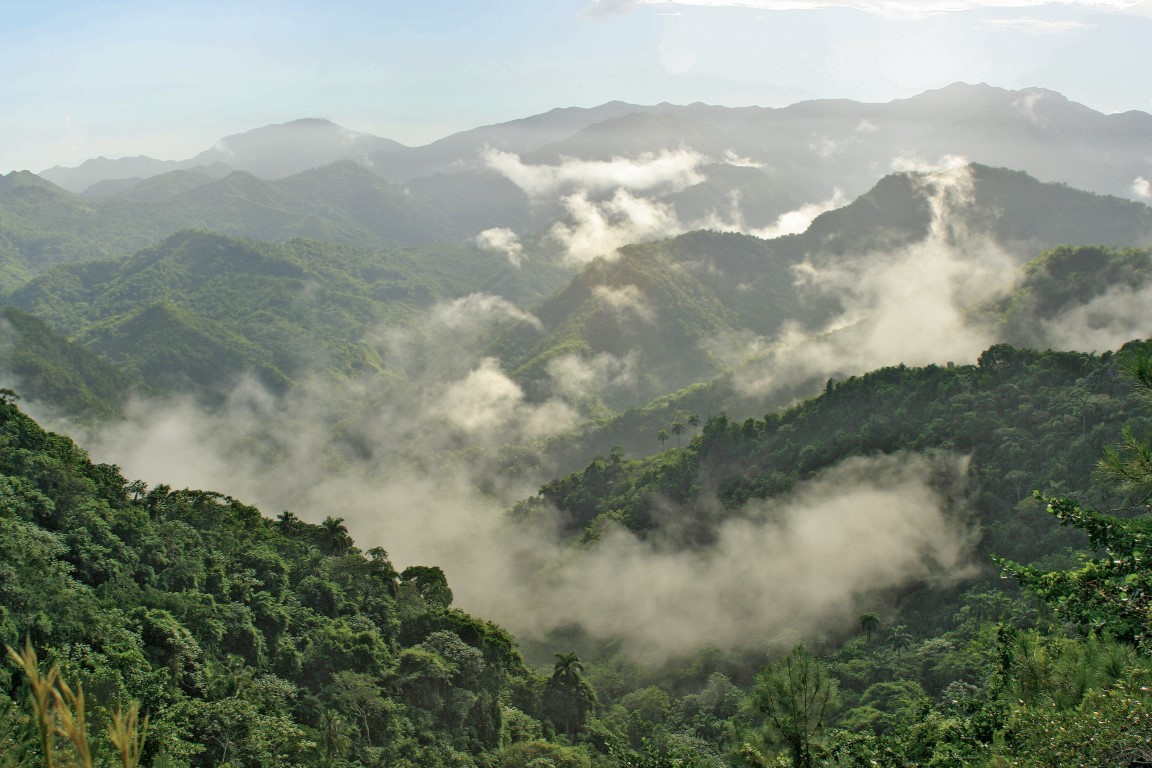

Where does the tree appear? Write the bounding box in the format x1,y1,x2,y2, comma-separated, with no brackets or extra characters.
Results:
999,355,1152,648
858,612,880,644
752,645,837,768
544,652,596,736
888,625,913,659
657,430,668,449
551,651,584,686
670,422,685,448
687,413,700,438
320,516,353,556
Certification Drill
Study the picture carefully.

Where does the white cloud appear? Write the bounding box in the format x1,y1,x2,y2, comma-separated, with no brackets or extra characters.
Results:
492,452,975,660
1037,283,1152,353
546,352,639,400
722,149,764,168
473,227,525,267
1134,176,1152,199
983,16,1093,33
427,293,543,333
589,0,1138,17
482,147,707,199
733,160,1017,398
749,189,848,238
592,284,657,322
430,358,577,438
548,189,683,264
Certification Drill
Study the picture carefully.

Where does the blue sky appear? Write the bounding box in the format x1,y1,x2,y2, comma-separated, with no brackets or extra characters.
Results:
1,0,1150,172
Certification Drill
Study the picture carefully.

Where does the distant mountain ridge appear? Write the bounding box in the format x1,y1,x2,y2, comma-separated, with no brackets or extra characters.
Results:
35,83,1152,209
38,118,405,193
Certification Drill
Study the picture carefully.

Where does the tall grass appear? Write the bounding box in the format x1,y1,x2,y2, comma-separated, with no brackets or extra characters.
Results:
5,640,148,768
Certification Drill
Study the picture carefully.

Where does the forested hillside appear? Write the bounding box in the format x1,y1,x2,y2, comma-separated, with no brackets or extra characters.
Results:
6,338,1152,766
4,230,568,401
5,83,1152,767
0,396,548,767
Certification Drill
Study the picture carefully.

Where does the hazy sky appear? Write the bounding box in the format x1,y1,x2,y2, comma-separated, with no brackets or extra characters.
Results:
2,0,1151,173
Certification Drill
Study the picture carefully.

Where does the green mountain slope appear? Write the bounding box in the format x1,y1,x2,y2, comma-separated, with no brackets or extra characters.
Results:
489,164,1152,422
5,230,568,400
529,340,1152,583
0,306,137,420
0,163,459,282
0,397,553,767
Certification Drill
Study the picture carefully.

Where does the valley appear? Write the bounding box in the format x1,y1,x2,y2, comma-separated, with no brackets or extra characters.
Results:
2,84,1152,767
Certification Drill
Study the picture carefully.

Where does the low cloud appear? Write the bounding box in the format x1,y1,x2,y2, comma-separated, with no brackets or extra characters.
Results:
1134,176,1151,199
1036,283,1152,353
723,149,764,168
473,227,525,267
546,351,639,400
984,16,1093,33
749,189,848,239
429,357,578,440
548,189,683,264
483,148,707,199
734,160,1014,398
585,0,1137,19
427,293,543,333
592,284,657,323
486,452,974,660
484,146,853,262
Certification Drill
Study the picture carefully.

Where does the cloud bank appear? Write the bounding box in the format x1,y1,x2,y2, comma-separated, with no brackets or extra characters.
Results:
44,278,978,662
484,147,852,264
733,160,1008,398
586,0,1139,19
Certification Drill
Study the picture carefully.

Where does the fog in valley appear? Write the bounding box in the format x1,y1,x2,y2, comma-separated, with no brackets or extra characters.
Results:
13,151,1143,661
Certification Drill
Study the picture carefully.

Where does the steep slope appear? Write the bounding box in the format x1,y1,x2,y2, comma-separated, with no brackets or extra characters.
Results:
492,243,746,410
0,306,137,419
490,164,1152,422
0,398,539,766
530,340,1152,567
4,230,568,401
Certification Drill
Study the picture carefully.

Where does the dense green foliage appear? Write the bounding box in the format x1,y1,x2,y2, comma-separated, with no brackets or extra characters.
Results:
0,398,569,767
0,163,459,281
6,150,1152,765
489,170,1152,419
8,337,1152,765
0,307,135,420
533,342,1152,572
4,230,567,400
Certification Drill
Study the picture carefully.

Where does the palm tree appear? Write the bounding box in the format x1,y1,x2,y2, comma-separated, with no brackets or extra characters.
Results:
320,516,353,556
546,652,594,736
670,421,686,448
687,413,700,437
888,625,913,659
657,430,669,449
859,612,880,644
551,651,584,686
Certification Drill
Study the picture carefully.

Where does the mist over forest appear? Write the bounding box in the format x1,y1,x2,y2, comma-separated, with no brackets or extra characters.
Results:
3,80,1152,767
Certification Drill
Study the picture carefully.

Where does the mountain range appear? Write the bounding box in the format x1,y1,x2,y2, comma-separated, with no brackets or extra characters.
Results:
34,82,1152,205
5,82,1152,768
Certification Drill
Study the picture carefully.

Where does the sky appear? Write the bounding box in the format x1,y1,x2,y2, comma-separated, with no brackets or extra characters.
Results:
1,0,1151,173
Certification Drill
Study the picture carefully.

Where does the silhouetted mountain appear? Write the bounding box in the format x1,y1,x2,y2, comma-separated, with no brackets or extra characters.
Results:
39,118,407,192
187,117,406,178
